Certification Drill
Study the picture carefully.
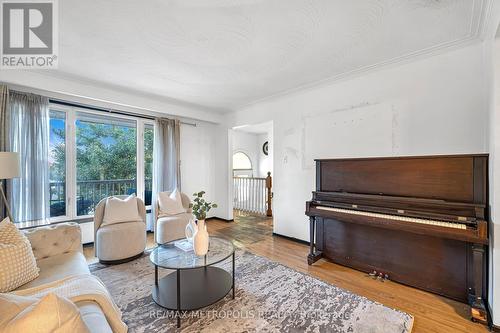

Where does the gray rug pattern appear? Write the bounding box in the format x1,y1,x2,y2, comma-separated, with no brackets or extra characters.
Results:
90,250,413,333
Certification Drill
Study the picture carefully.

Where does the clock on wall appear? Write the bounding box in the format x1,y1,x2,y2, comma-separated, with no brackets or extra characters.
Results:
262,141,269,156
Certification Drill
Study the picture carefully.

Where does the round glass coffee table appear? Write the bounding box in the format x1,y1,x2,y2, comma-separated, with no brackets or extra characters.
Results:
150,237,235,328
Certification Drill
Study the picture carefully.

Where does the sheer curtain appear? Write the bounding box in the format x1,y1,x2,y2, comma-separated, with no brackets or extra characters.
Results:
8,91,50,222
151,118,181,231
0,85,9,220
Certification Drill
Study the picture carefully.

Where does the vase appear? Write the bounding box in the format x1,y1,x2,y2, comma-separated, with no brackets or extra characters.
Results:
185,220,196,244
193,219,209,256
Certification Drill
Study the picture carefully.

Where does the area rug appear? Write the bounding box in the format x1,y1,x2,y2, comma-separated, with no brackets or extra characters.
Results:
89,250,414,333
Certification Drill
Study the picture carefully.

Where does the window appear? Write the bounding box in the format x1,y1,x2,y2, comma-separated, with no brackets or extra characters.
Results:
49,110,66,217
233,152,253,177
75,113,137,216
144,124,154,207
44,104,155,223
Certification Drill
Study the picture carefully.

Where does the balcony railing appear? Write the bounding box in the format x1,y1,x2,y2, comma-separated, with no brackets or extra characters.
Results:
49,178,153,217
233,172,272,216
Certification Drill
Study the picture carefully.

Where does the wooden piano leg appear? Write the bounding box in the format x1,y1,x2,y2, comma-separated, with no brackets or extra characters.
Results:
469,244,487,324
307,216,322,265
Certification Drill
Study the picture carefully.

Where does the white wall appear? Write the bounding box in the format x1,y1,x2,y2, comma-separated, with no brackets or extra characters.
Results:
215,127,233,220
257,133,272,177
489,35,500,325
222,42,490,242
180,122,218,217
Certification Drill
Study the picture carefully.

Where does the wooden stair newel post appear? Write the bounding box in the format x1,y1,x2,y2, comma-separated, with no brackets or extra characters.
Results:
266,172,273,217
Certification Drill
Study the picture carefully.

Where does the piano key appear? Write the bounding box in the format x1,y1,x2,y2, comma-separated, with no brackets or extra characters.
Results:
315,206,467,230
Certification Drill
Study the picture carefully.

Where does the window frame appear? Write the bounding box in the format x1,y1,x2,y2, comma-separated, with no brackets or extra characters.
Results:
232,151,253,178
232,151,253,171
47,105,71,223
142,123,154,209
48,103,154,223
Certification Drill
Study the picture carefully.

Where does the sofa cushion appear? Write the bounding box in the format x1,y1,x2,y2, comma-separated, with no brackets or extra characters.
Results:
96,221,146,261
158,189,186,216
16,252,90,290
0,293,35,326
0,293,90,333
102,194,141,226
23,223,83,260
0,217,39,292
156,212,192,244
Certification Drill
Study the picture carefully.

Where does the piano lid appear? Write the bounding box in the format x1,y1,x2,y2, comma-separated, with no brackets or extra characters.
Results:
315,154,488,205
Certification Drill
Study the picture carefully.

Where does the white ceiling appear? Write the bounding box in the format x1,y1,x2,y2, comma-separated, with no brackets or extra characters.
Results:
55,0,492,112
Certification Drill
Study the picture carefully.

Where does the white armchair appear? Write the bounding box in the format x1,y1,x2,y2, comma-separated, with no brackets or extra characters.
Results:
155,191,192,244
94,196,146,264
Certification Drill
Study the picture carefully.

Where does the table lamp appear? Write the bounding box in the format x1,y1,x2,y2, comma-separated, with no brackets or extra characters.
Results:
0,152,20,222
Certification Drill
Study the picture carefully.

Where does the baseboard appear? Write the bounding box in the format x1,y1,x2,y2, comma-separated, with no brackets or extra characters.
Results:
272,232,310,246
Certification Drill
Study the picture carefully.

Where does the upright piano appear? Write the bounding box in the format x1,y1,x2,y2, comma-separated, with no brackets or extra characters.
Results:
305,154,488,323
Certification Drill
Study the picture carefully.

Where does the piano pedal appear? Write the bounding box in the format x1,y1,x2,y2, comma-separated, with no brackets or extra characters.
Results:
367,271,390,282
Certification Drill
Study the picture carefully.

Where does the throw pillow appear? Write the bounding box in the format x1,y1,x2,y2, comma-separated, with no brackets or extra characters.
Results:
0,293,90,333
101,194,142,226
158,189,186,216
0,293,35,327
0,217,39,292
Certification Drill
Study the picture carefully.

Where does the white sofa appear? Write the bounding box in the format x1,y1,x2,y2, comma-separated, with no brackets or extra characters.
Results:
19,223,113,333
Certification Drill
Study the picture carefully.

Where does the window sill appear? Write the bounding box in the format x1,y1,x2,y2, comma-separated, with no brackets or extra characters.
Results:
17,209,151,230
17,217,94,230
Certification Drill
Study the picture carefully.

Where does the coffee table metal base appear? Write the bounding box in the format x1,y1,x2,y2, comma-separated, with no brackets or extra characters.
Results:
152,266,234,327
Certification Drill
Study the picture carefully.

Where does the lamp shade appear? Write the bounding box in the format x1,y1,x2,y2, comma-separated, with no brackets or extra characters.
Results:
0,152,20,179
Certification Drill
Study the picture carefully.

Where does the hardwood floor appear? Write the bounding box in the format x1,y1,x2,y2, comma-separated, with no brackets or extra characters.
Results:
84,211,488,333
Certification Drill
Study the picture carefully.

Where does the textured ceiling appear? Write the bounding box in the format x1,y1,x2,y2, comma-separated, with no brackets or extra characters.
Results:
55,0,491,111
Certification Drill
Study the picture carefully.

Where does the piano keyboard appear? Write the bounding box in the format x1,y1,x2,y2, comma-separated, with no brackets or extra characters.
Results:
316,206,467,230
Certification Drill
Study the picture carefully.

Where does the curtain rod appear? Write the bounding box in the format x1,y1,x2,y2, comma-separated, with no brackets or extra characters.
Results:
49,99,197,127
